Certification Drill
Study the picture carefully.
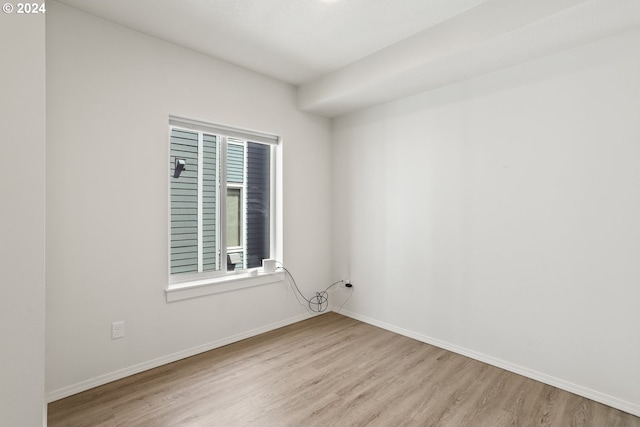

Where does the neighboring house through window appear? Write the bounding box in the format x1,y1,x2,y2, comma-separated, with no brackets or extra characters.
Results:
169,117,276,283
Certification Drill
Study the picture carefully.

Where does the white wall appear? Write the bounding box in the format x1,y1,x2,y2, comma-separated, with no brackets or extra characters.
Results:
333,29,640,415
46,1,332,398
0,10,46,427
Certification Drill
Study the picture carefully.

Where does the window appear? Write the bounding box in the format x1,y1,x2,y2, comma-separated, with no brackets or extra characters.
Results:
169,117,277,283
226,187,242,248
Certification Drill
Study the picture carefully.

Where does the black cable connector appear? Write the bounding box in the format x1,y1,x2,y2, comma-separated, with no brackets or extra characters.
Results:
345,282,353,288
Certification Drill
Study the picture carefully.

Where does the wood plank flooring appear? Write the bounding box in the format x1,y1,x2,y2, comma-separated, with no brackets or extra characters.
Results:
48,313,640,426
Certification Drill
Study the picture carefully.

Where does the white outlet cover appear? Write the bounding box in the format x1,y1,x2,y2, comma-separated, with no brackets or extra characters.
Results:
111,321,124,339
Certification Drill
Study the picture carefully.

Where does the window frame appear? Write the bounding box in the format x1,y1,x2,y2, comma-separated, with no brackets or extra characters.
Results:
167,116,280,293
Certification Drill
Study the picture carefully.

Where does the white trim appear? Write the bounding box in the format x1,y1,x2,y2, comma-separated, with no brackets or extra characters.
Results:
166,270,285,302
242,141,248,269
169,116,279,146
46,309,317,403
335,309,640,418
270,143,278,260
170,268,227,285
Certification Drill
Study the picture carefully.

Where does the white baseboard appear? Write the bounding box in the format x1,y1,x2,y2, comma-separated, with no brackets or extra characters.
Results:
336,308,640,418
46,311,318,403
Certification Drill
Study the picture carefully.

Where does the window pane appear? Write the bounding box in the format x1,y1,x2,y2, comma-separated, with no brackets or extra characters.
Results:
245,142,271,269
170,129,199,275
170,129,220,275
227,188,241,248
227,142,244,184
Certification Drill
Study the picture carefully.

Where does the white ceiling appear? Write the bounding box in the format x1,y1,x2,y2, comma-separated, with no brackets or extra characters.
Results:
54,0,640,117
53,0,488,84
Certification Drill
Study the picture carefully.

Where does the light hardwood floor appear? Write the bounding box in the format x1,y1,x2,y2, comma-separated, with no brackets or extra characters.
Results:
48,312,640,426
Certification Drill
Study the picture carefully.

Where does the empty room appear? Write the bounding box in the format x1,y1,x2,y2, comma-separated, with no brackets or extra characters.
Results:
2,0,640,426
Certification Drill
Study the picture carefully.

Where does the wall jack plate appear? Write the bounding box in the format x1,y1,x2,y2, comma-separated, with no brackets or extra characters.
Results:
111,321,125,339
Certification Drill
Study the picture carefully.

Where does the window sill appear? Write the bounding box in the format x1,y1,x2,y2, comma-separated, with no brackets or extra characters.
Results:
166,270,284,302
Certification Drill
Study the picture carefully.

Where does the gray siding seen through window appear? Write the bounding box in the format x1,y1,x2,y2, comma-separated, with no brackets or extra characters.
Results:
202,133,218,272
227,142,244,184
170,129,199,274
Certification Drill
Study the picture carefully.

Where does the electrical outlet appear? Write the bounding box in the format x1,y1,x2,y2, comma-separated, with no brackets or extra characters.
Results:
111,321,125,339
